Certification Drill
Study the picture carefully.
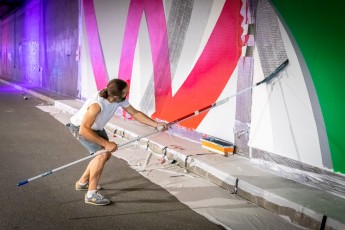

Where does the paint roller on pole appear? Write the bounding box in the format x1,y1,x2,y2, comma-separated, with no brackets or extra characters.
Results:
168,59,289,125
17,59,288,187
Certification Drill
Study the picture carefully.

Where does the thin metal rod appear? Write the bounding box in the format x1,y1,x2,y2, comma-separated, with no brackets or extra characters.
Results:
17,130,161,186
17,127,165,186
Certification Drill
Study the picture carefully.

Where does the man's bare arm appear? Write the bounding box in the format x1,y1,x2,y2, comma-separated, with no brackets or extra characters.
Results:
79,103,117,152
124,105,167,130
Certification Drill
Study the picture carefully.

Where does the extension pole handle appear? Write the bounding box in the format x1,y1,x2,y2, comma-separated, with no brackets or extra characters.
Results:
17,180,28,186
17,150,108,186
17,59,288,187
16,128,162,187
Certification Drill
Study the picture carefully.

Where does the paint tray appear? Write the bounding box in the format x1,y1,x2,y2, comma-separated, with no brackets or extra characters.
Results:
201,137,234,156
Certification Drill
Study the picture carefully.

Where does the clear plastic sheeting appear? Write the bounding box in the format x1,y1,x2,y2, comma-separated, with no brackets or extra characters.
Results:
37,102,318,229
233,120,251,156
113,141,307,230
234,120,251,140
251,152,345,200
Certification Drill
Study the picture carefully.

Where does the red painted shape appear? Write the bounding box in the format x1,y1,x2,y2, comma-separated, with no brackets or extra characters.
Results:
153,0,243,128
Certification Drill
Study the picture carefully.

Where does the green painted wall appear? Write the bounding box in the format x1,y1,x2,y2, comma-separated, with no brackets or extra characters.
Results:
270,0,345,173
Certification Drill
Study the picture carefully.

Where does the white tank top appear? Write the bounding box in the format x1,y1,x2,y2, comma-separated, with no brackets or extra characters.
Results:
70,92,130,130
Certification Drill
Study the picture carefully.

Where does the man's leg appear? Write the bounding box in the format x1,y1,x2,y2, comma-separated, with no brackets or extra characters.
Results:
75,128,111,186
78,160,93,184
88,152,111,190
77,151,111,187
83,152,112,205
70,128,112,205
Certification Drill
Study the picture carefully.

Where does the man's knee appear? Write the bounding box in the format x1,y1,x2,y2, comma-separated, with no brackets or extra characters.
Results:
99,151,111,161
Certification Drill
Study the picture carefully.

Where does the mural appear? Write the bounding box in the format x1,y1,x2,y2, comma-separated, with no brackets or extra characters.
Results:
1,0,343,175
79,0,345,175
270,0,345,177
83,0,242,129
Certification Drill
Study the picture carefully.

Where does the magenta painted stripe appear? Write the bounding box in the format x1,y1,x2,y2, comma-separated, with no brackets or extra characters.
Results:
118,0,172,112
83,0,108,90
143,0,172,110
118,0,144,81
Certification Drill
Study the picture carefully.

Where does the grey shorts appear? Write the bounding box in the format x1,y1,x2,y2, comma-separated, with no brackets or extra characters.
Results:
67,123,109,155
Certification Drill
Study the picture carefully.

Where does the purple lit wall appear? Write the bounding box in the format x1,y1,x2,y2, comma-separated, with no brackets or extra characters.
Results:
1,14,14,79
21,0,40,87
0,0,79,96
40,0,79,96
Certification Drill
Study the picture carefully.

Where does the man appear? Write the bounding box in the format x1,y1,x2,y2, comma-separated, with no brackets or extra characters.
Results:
68,79,167,205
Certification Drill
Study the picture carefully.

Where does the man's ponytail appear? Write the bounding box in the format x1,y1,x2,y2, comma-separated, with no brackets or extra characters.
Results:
99,88,108,98
99,79,128,99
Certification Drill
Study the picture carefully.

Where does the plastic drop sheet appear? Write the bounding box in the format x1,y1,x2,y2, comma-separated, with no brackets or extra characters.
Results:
36,103,307,229
251,150,345,200
112,135,306,230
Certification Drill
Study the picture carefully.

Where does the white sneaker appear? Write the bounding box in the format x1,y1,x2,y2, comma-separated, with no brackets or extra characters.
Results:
84,192,110,206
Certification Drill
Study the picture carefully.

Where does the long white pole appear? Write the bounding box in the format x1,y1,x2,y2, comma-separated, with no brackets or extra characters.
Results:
17,59,288,187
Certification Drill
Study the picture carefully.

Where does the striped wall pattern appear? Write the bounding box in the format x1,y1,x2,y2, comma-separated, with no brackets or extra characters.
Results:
79,0,344,175
1,0,342,175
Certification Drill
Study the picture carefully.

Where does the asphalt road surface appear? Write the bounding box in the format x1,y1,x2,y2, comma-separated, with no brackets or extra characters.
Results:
0,82,223,230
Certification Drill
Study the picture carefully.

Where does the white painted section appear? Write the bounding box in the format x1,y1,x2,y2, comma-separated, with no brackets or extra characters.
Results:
129,36,141,109
172,0,225,96
248,52,274,151
249,19,323,168
163,0,172,19
129,14,154,114
93,0,130,80
80,18,97,99
197,68,238,142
